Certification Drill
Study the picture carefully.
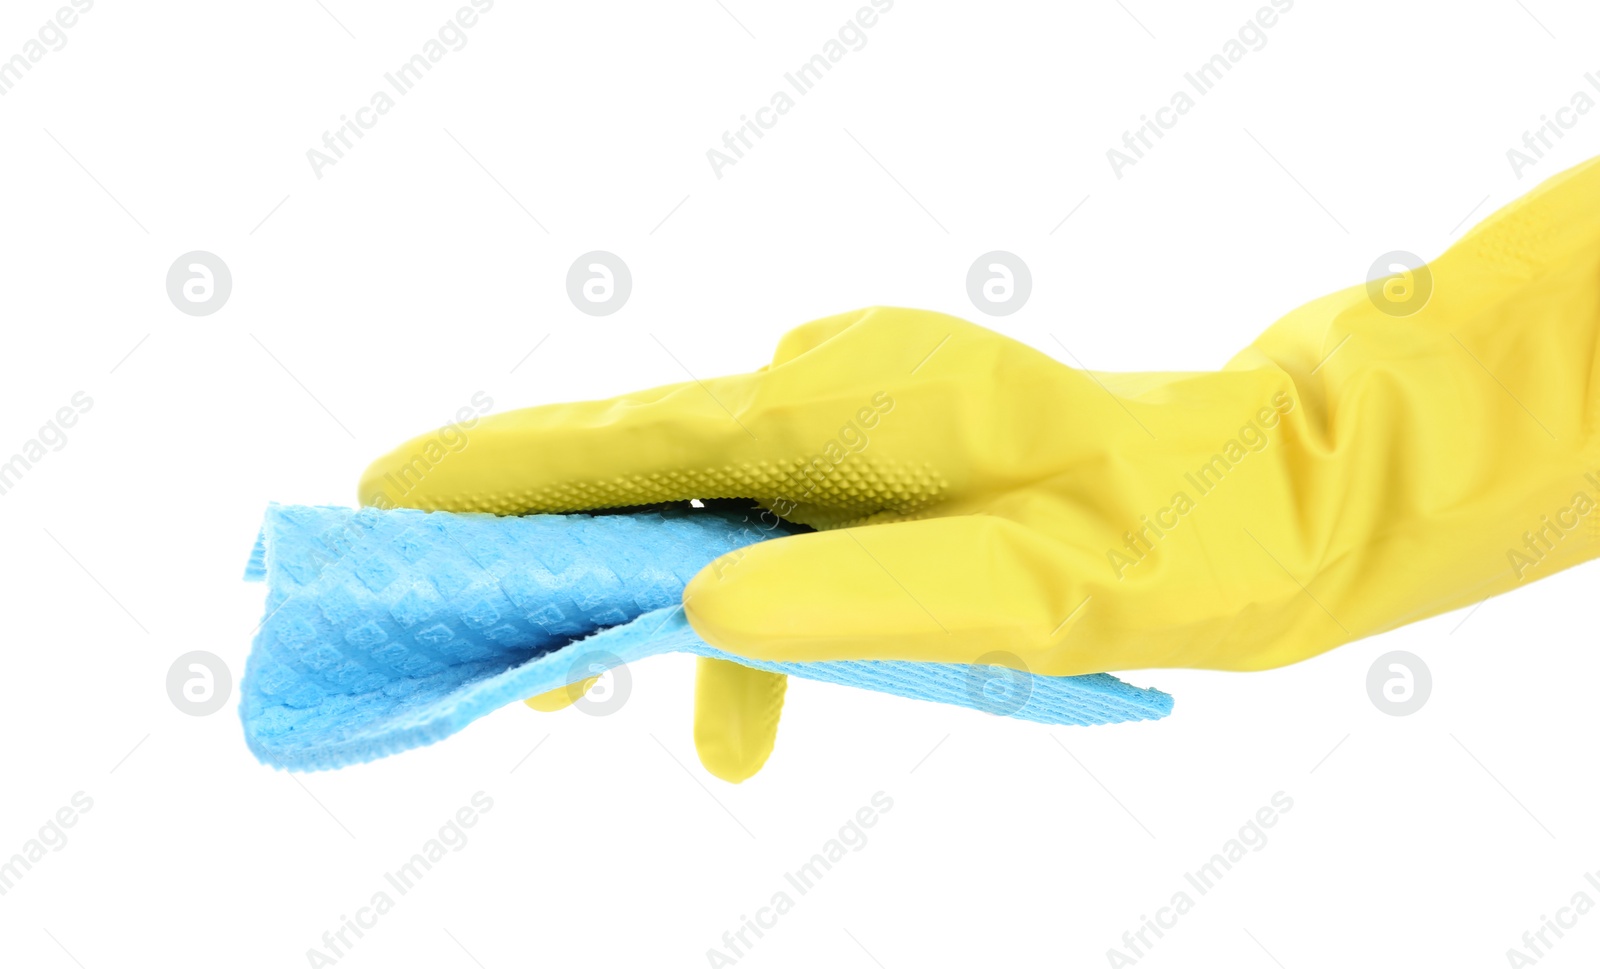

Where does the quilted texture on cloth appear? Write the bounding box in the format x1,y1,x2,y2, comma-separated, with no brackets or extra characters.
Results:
241,504,1172,772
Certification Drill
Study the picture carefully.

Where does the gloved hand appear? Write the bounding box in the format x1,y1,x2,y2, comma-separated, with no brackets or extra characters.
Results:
360,156,1600,782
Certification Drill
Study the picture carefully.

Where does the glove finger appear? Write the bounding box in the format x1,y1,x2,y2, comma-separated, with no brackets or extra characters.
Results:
693,658,786,783
684,514,1119,676
356,307,969,526
358,367,770,515
522,677,598,712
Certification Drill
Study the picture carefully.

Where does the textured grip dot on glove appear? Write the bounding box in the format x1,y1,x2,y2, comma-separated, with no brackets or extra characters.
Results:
240,504,1172,772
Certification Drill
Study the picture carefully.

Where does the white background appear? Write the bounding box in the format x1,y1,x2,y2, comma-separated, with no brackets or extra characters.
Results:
2,1,1598,966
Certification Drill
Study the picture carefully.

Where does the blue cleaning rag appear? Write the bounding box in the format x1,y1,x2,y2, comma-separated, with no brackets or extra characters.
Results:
241,504,1172,772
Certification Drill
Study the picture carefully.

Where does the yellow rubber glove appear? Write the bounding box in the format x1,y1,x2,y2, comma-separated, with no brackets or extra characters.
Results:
361,156,1600,782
